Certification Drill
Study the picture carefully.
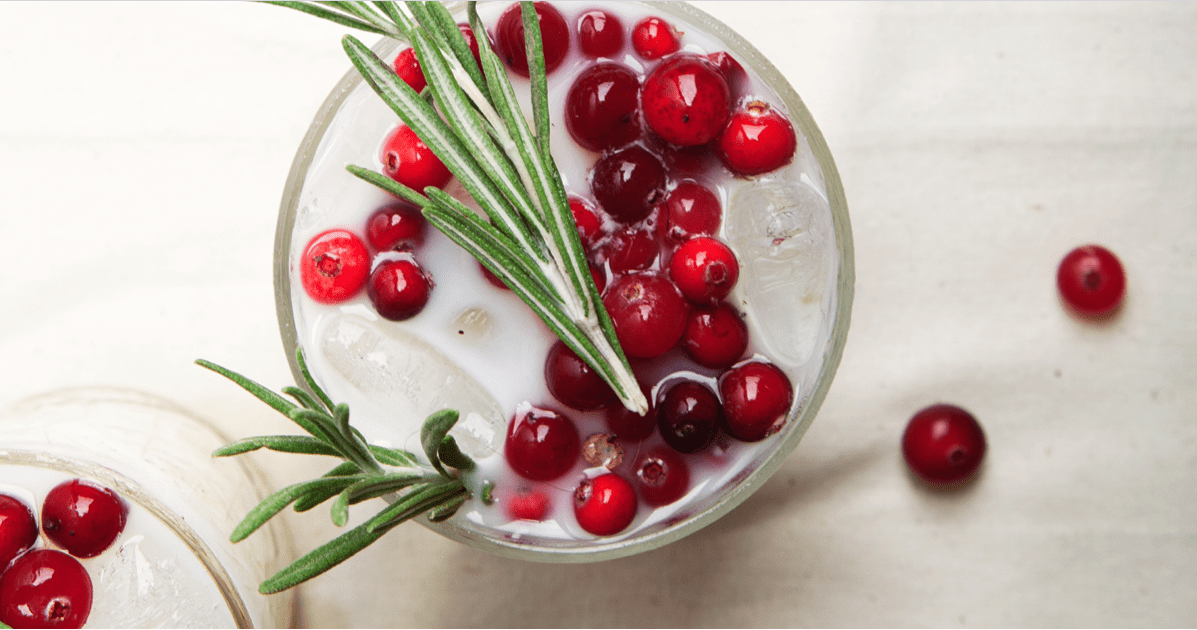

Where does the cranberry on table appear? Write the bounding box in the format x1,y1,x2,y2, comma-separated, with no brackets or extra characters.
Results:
657,380,721,454
576,9,624,58
641,54,731,147
602,273,689,359
590,145,667,224
365,203,426,252
631,16,681,60
574,474,637,536
717,101,798,176
391,47,426,92
669,236,740,305
719,361,793,442
380,124,452,192
495,1,570,77
0,494,38,570
633,446,691,507
42,479,127,559
663,180,722,242
367,257,433,321
0,549,92,629
902,404,987,485
505,406,581,482
683,302,749,369
544,340,617,411
565,62,642,153
505,487,551,522
299,229,371,304
1057,244,1126,317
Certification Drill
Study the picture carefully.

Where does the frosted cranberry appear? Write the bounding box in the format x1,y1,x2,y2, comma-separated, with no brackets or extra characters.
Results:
719,361,793,442
1057,245,1126,317
367,256,432,321
0,495,37,570
604,386,655,442
657,381,721,454
545,340,617,411
505,406,580,482
717,101,797,176
664,180,722,242
669,237,740,305
391,47,426,92
683,303,749,369
565,63,642,153
299,229,370,304
602,273,689,359
631,16,681,60
902,404,987,484
577,10,624,57
42,479,127,559
380,125,452,192
574,474,637,536
569,197,605,249
0,549,92,629
365,203,426,251
600,225,660,275
506,487,551,521
457,23,483,68
495,1,569,77
708,51,746,96
641,55,731,147
633,446,691,507
590,145,666,224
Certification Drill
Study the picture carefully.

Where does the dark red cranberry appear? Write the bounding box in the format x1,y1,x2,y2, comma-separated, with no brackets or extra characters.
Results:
41,480,127,559
717,100,797,176
569,196,605,250
391,47,426,92
505,406,581,482
365,203,426,252
505,487,551,521
588,263,608,295
367,256,433,321
0,549,92,629
590,145,666,224
664,180,722,242
600,225,661,275
299,229,371,304
457,23,483,68
669,237,740,305
577,10,624,57
604,386,655,442
633,446,691,507
657,381,721,454
641,55,731,147
544,340,617,411
1057,245,1126,317
565,63,642,153
480,262,509,291
683,302,749,369
902,404,987,484
574,474,637,536
631,16,681,60
495,1,570,77
0,495,37,570
719,361,793,442
707,51,746,96
380,124,452,192
602,273,689,359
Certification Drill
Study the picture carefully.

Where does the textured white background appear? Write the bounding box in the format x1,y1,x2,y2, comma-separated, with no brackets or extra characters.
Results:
1,1,1195,627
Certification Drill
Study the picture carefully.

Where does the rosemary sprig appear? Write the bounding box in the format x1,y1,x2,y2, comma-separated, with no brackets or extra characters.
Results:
197,349,473,594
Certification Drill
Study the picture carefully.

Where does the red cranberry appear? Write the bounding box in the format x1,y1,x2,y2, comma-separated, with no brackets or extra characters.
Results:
683,302,749,369
565,63,642,153
505,406,580,482
669,237,740,305
588,263,608,295
664,181,722,242
380,124,452,192
577,10,624,58
708,51,747,96
0,549,92,629
480,262,509,291
0,495,38,570
657,381,721,454
367,256,432,321
631,16,681,60
600,225,660,275
299,229,371,304
604,386,655,442
719,361,793,442
602,273,689,359
569,197,605,250
42,479,127,559
590,145,666,224
506,487,551,521
1057,245,1126,317
544,340,617,411
391,47,426,92
365,203,426,252
633,446,691,507
902,404,987,484
457,23,483,68
574,474,637,536
717,100,797,176
641,54,731,147
495,1,570,77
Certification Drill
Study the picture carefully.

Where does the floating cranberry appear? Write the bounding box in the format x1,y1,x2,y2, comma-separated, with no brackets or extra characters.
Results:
669,237,740,305
641,54,731,147
505,487,551,521
600,225,660,275
902,404,987,485
545,340,617,411
708,51,747,97
683,302,749,369
495,1,570,77
663,180,722,242
588,263,608,295
717,101,797,176
0,495,38,570
657,381,721,454
391,47,426,92
574,474,637,536
456,22,483,68
605,390,656,443
299,229,371,304
41,479,126,559
365,203,426,252
505,406,580,482
565,63,642,153
367,256,432,321
633,446,691,507
1057,245,1126,317
0,549,92,629
590,145,666,224
569,197,605,250
480,262,508,291
719,361,793,442
380,124,452,192
631,16,681,60
602,273,689,359
577,10,624,57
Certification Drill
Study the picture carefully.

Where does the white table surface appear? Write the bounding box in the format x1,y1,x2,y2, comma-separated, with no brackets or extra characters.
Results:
2,1,1195,627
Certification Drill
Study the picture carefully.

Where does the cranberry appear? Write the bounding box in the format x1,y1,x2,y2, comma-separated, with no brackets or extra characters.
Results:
600,225,661,275
602,273,689,359
569,196,605,250
590,145,666,224
641,54,731,147
717,100,797,176
576,10,624,58
391,47,426,92
565,63,642,153
480,262,509,291
299,229,371,304
365,203,426,252
633,446,691,507
1057,245,1126,317
574,474,637,536
683,302,749,369
669,237,740,305
657,381,721,454
0,495,37,570
902,404,987,485
505,406,580,482
631,16,681,60
588,263,608,295
604,386,656,442
544,340,617,411
457,23,483,68
719,361,793,442
505,487,551,521
663,180,722,242
0,549,92,629
380,124,452,192
367,256,432,321
708,51,747,97
42,479,127,559
494,1,570,77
